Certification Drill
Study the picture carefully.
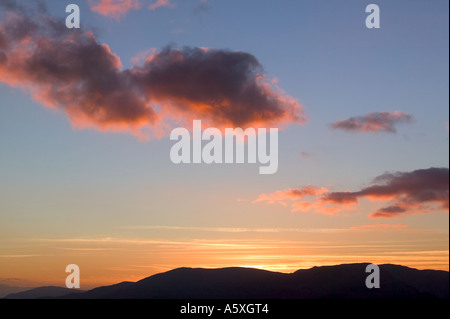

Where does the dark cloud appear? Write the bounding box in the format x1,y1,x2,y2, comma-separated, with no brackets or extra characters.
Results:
331,111,413,133
255,168,449,218
0,2,304,139
132,46,305,128
322,167,449,218
321,192,358,204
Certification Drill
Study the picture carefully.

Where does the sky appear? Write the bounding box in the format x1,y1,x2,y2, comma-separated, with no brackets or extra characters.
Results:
0,0,448,289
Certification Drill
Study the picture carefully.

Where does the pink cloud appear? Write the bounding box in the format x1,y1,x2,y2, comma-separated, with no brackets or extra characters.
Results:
253,168,448,218
253,186,352,216
253,187,328,206
88,0,141,20
148,0,174,11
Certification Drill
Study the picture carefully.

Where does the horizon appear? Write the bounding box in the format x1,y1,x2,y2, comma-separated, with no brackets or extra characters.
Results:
3,261,450,291
0,0,449,291
3,262,449,291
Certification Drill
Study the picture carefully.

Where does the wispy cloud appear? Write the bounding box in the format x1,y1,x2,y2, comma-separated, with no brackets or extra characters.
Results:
88,0,174,19
331,111,413,133
253,186,353,215
0,254,41,258
253,186,328,206
88,0,141,20
148,0,174,11
33,236,286,250
350,223,408,230
118,225,350,233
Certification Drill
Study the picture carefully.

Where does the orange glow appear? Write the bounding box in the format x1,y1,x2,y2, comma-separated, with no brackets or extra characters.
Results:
1,229,447,288
350,223,408,229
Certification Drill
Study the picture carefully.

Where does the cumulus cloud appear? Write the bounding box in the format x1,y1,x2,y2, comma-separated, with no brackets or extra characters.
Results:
133,46,305,129
253,168,449,218
331,111,413,133
0,2,305,139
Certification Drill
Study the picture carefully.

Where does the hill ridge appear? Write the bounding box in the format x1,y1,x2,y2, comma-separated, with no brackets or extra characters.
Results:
4,263,448,299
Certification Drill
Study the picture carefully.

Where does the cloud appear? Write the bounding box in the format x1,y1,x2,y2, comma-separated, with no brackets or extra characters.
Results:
253,186,328,206
148,0,174,11
252,186,347,215
0,254,41,258
88,0,174,19
88,0,141,20
322,167,449,218
0,4,155,138
349,223,408,230
331,111,413,133
0,3,304,139
133,46,305,129
253,168,449,218
119,225,348,233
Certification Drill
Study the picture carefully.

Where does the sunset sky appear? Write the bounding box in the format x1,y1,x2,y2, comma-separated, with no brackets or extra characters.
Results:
0,0,448,289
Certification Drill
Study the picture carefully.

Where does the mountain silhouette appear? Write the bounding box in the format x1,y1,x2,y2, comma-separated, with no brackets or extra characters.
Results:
3,286,85,299
0,285,32,299
4,263,448,299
